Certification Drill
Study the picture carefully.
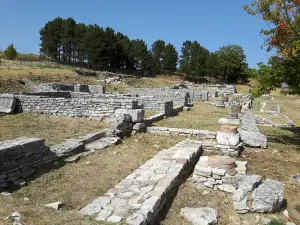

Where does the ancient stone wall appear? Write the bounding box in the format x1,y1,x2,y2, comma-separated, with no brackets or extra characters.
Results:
80,139,203,224
146,126,217,139
15,94,138,121
127,88,190,106
71,93,175,113
0,138,53,188
27,83,105,94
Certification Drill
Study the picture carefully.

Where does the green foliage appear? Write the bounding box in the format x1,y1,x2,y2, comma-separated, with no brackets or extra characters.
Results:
3,44,18,60
151,40,165,74
162,43,178,74
179,42,248,82
245,0,300,95
39,17,178,76
250,55,300,97
214,45,248,83
269,220,283,225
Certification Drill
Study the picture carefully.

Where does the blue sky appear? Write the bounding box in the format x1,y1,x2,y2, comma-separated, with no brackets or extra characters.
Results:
0,0,273,68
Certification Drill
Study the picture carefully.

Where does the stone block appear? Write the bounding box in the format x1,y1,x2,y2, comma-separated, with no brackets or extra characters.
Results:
0,94,16,113
216,132,240,146
115,109,144,122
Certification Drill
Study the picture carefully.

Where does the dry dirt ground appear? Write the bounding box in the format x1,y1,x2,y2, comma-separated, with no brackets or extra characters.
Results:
154,101,229,130
0,133,183,225
0,113,107,145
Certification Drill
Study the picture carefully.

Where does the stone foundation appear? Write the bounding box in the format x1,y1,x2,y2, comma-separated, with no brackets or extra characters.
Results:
189,156,247,192
15,93,138,121
146,126,217,139
80,139,203,224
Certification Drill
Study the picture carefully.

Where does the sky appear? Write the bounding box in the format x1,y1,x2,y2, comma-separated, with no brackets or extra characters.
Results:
0,0,274,68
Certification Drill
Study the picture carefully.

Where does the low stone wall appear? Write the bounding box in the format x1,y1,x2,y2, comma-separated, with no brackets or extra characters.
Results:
71,93,175,114
146,126,217,139
0,132,120,189
27,82,105,94
15,94,138,121
127,88,190,106
0,138,52,188
80,139,203,224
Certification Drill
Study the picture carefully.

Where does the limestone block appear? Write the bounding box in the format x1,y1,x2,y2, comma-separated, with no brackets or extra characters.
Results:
219,118,240,125
216,132,240,146
252,179,284,213
0,94,16,113
115,109,145,122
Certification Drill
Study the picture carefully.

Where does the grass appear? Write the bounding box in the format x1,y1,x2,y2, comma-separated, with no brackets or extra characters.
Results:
144,109,158,118
0,133,182,225
0,113,107,145
154,102,229,130
253,93,300,126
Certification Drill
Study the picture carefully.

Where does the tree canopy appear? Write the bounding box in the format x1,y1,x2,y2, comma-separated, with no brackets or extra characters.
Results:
3,44,17,60
244,0,300,95
179,41,247,82
40,17,248,79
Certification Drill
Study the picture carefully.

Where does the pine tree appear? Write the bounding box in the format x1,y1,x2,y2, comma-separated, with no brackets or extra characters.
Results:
151,40,165,74
162,43,178,74
3,44,17,60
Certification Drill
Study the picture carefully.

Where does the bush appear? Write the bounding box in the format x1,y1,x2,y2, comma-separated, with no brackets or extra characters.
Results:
3,44,17,60
270,220,283,225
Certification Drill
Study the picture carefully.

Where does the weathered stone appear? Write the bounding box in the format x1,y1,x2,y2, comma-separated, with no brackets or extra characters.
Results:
0,94,16,113
85,141,108,151
110,113,133,137
106,215,123,223
252,179,284,213
64,154,81,163
126,213,146,225
115,109,145,123
180,207,218,225
50,140,84,157
194,166,212,178
95,207,114,221
219,118,240,125
45,202,64,210
133,122,146,132
233,197,249,214
216,132,240,146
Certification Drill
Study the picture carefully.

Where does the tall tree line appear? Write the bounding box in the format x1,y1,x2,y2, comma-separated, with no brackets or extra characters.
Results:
40,17,248,81
40,17,178,76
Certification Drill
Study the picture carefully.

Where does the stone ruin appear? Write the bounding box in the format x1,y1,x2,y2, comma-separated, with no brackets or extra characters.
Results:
0,79,292,225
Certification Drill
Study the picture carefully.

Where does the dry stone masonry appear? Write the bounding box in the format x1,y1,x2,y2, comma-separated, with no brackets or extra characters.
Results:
0,137,52,189
0,131,121,189
80,139,203,224
190,155,247,192
239,110,268,148
15,93,138,121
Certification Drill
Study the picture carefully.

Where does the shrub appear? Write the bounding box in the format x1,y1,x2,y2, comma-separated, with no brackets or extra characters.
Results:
3,44,17,60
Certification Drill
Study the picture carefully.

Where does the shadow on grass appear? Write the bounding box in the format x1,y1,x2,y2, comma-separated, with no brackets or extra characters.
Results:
263,126,300,151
